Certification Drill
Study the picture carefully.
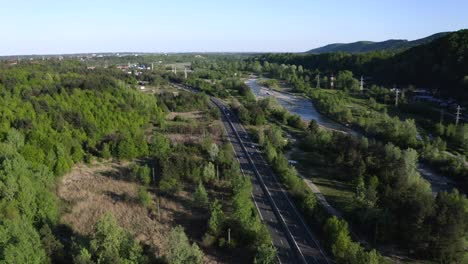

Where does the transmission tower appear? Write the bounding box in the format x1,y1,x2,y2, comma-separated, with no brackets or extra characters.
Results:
316,74,320,89
360,76,364,91
455,105,462,125
394,87,400,106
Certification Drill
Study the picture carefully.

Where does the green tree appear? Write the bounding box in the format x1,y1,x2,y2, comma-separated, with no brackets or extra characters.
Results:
428,190,468,262
336,70,359,91
117,138,138,160
254,244,277,264
89,213,146,264
74,248,94,264
138,187,151,208
208,199,224,236
168,226,203,264
193,181,209,208
151,133,171,159
100,143,112,159
207,142,219,162
0,220,47,264
203,162,216,182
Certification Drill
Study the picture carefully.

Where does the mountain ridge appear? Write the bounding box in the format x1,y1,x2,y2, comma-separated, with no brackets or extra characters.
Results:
307,32,449,54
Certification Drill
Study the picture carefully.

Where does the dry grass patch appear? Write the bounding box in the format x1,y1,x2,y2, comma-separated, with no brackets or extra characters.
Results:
57,161,224,263
166,110,204,121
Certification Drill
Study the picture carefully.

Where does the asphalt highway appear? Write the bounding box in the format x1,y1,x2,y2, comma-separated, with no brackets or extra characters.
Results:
171,83,329,263
212,98,330,264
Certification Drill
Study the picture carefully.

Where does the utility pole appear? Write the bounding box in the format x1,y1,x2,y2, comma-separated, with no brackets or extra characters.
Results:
394,86,400,106
174,66,177,75
360,76,364,91
184,67,188,79
151,63,154,72
316,74,320,89
157,197,161,222
455,105,461,125
228,228,231,245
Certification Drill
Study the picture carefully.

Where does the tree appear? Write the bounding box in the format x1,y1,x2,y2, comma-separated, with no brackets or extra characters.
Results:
117,137,138,160
335,70,359,91
131,164,151,186
208,199,224,236
428,190,468,262
168,226,203,264
138,187,151,208
207,143,219,162
254,244,277,264
264,142,277,163
39,224,64,262
193,181,209,208
151,133,171,159
0,220,47,264
323,216,352,260
101,143,112,159
74,248,94,264
203,162,216,182
89,213,146,264
308,120,320,133
354,176,366,204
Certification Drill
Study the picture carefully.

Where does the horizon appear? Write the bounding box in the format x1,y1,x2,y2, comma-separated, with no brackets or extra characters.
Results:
1,0,467,56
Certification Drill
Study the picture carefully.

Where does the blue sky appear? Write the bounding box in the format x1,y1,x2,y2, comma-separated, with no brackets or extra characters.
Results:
0,0,467,55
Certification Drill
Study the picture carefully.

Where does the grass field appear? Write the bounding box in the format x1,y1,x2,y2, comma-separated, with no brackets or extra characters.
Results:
289,148,357,215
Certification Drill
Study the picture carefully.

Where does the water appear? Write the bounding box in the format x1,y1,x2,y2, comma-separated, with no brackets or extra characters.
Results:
246,78,455,194
246,78,356,135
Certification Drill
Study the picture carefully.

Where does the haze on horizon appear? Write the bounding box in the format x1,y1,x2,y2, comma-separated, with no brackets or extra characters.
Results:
1,0,467,56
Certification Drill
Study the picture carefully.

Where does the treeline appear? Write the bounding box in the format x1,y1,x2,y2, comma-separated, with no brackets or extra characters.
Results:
302,122,468,262
255,29,468,101
309,89,419,148
0,61,164,263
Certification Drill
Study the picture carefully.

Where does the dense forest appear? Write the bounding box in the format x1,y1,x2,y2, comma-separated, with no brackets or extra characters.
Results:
258,29,468,101
307,32,448,54
0,61,166,262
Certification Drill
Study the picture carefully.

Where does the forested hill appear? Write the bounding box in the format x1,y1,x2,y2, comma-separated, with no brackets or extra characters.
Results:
259,29,468,101
307,32,448,54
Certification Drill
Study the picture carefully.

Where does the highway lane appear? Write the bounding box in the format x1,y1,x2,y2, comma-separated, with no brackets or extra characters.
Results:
214,98,330,264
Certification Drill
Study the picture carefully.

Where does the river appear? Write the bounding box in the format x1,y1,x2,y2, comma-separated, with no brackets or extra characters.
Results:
246,78,455,194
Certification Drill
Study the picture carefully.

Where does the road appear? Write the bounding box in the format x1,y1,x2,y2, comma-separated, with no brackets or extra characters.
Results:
212,97,330,264
170,83,330,263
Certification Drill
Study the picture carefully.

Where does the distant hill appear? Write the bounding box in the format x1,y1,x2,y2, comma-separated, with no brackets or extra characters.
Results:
307,32,449,54
259,29,468,102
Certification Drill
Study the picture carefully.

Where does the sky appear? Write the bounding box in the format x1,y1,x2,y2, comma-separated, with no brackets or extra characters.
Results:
0,0,467,55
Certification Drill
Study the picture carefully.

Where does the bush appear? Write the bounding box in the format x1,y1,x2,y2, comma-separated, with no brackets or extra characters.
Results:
138,187,151,208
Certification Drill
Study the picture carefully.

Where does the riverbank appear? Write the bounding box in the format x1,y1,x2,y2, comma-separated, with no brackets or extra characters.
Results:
246,78,456,194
